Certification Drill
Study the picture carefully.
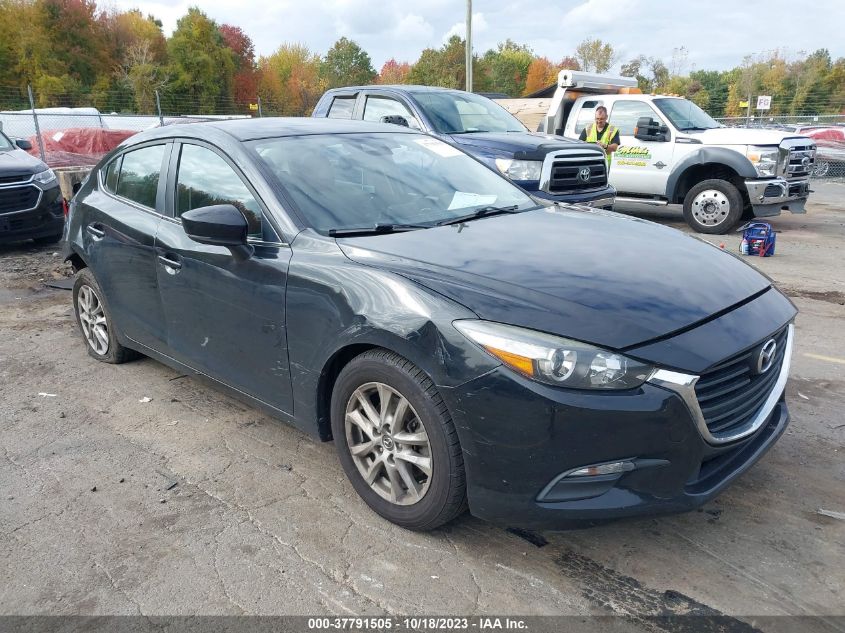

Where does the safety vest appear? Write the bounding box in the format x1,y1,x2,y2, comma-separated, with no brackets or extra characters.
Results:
585,123,618,166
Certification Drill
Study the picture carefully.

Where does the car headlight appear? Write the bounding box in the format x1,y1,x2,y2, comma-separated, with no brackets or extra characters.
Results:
494,158,542,181
454,320,654,390
33,168,57,185
745,146,779,177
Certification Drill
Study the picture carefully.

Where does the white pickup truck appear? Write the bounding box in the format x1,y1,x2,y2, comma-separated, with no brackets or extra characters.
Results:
498,70,816,234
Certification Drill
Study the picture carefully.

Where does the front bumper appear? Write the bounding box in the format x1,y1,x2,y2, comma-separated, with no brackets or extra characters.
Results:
745,177,809,217
440,314,795,530
441,366,790,530
524,183,616,209
0,182,64,243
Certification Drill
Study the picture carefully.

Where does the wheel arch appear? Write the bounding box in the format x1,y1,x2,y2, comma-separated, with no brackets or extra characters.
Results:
666,148,757,204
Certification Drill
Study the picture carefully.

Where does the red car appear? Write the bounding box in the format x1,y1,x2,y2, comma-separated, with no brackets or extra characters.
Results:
801,127,845,177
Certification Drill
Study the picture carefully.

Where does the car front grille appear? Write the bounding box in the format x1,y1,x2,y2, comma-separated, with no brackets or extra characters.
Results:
547,153,607,193
784,144,815,178
0,185,40,214
694,326,790,440
0,174,32,186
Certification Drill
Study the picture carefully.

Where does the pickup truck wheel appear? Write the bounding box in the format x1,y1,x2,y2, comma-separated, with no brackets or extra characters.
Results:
683,179,743,234
331,349,467,531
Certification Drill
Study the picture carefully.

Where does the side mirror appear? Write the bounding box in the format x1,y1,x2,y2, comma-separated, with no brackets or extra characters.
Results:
181,204,252,258
380,114,409,127
15,139,32,150
634,117,669,142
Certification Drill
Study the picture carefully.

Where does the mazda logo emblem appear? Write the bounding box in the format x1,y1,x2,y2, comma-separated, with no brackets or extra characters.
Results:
578,167,591,182
757,339,777,374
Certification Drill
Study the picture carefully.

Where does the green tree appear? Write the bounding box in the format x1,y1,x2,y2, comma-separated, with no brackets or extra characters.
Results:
408,35,479,89
259,43,323,115
320,37,376,88
574,38,616,74
480,39,534,97
165,7,234,114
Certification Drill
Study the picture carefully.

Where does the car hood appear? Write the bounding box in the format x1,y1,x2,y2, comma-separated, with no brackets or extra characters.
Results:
337,207,771,350
0,148,47,176
684,128,809,147
447,131,591,160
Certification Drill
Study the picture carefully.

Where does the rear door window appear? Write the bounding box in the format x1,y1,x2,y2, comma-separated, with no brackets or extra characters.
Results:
103,157,121,194
115,145,166,209
328,97,356,119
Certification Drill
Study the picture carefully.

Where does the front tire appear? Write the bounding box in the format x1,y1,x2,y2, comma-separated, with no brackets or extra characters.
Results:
331,349,466,531
683,179,744,234
72,268,138,364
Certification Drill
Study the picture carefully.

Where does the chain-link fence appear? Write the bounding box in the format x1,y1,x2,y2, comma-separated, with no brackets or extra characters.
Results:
1,84,252,168
4,82,844,178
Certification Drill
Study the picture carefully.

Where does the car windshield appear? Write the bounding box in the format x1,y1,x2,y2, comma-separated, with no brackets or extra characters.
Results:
653,98,723,130
0,132,14,151
250,132,536,233
411,91,527,134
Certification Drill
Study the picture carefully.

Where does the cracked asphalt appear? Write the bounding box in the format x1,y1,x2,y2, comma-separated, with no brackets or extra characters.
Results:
0,183,843,628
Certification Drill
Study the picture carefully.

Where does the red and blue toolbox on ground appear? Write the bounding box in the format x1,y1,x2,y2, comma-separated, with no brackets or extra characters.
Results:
740,222,776,257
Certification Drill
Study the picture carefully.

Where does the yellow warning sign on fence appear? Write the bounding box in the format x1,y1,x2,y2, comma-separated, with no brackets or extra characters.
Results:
249,103,259,111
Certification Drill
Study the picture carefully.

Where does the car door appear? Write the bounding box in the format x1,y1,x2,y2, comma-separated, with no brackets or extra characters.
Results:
607,100,676,195
81,142,170,350
154,140,294,414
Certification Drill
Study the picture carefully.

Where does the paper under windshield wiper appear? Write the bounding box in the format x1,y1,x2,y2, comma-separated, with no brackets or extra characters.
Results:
328,223,430,237
436,205,522,226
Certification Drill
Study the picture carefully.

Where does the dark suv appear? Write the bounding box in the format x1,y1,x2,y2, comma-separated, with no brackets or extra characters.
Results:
313,86,615,208
0,131,65,244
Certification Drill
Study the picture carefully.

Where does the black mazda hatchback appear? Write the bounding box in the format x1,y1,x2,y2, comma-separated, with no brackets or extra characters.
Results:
64,118,796,530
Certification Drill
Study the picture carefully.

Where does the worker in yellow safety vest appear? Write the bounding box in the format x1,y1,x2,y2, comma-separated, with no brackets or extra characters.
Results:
579,105,620,167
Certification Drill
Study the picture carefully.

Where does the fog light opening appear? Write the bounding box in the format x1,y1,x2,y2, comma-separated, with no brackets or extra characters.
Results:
566,461,636,478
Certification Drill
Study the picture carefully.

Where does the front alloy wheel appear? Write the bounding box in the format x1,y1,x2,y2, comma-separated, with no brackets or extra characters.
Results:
345,382,432,505
331,349,466,530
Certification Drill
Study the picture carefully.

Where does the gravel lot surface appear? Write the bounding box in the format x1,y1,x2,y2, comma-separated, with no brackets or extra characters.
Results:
1,183,843,630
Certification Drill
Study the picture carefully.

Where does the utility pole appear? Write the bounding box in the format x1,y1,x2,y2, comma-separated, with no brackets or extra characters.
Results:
465,0,472,92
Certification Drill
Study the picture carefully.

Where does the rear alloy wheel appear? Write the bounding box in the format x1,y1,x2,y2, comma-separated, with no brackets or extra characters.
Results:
331,349,466,530
72,268,138,364
683,179,743,234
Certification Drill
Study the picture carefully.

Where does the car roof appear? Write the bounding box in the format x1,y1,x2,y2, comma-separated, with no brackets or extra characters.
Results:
122,117,421,146
327,85,469,95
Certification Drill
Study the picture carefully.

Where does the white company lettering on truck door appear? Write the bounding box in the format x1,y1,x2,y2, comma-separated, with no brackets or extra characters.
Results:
608,100,674,195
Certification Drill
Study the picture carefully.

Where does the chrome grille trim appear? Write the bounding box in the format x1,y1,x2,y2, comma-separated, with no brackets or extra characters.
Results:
647,324,794,445
539,149,608,194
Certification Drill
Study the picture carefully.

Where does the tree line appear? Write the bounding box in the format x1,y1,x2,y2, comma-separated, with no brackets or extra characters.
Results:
1,1,843,118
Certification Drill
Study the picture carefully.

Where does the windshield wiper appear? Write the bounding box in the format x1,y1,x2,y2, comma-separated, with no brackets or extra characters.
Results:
447,129,491,134
678,126,711,131
328,223,430,237
435,205,522,226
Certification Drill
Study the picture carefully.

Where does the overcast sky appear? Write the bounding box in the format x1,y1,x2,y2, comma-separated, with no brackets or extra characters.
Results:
103,0,845,72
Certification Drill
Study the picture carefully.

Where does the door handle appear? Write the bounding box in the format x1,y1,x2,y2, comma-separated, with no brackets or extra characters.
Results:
87,223,105,239
654,161,668,169
157,254,182,273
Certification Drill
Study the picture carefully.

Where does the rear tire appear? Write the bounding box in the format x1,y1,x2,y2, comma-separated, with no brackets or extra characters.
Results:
72,268,139,364
683,179,743,234
331,349,466,531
